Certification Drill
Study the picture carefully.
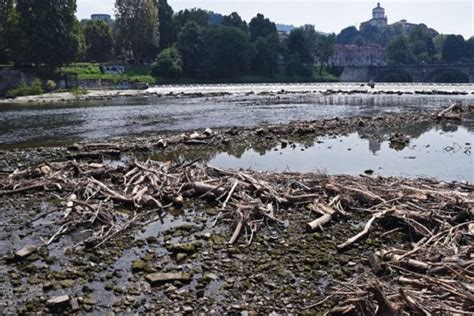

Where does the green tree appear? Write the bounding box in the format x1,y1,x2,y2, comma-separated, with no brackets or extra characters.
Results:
466,37,474,62
387,36,413,64
315,33,336,74
249,14,277,42
84,20,114,62
115,0,160,64
14,0,82,67
201,26,252,78
288,25,318,64
337,26,359,45
252,35,279,76
222,12,248,32
174,8,210,31
0,0,14,62
407,24,436,62
152,46,183,78
177,21,205,77
442,35,466,62
158,0,175,50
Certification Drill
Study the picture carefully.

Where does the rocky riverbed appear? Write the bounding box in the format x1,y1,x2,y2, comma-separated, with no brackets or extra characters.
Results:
1,104,473,314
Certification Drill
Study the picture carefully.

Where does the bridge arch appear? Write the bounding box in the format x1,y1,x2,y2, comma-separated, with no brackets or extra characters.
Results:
426,68,469,83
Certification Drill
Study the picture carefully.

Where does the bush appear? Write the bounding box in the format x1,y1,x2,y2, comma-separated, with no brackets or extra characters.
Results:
46,80,57,92
7,79,44,97
152,47,183,78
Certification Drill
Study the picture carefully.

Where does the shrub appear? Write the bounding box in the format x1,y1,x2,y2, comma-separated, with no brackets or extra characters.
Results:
152,47,183,79
6,79,44,97
46,80,57,92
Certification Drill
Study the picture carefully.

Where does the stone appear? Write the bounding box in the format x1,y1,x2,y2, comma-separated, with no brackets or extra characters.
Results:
71,298,80,312
15,245,38,258
203,128,214,136
166,241,202,253
46,295,70,308
189,132,200,140
131,260,147,272
145,272,193,285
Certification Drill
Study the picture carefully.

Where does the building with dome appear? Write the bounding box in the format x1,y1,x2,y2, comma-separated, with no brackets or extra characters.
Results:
360,2,388,28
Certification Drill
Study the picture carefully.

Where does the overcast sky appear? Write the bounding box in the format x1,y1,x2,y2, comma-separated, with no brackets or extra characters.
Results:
76,0,473,38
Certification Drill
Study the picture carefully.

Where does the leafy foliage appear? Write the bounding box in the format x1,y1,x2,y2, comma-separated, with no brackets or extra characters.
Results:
84,21,114,62
152,47,183,78
158,0,175,50
115,0,159,64
14,0,82,67
7,79,43,97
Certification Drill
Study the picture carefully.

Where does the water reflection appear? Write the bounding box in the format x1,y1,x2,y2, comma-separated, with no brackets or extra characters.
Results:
153,118,473,182
1,84,473,147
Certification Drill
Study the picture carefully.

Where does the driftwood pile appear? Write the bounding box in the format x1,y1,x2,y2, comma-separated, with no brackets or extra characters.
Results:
1,159,473,313
435,100,465,121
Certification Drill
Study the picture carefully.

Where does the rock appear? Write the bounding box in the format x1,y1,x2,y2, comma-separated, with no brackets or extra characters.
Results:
364,169,374,175
71,298,80,312
15,245,38,259
145,272,193,285
156,139,167,148
166,241,202,253
281,140,289,148
256,128,265,136
131,260,150,272
189,132,200,140
203,128,214,136
203,273,219,281
176,253,187,262
83,297,96,305
47,295,70,308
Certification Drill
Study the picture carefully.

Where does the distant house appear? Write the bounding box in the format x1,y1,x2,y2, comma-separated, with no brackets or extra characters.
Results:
91,14,112,23
277,31,289,42
330,44,387,66
101,64,125,75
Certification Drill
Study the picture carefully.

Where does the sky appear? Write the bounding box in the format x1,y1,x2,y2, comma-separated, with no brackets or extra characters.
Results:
76,0,474,38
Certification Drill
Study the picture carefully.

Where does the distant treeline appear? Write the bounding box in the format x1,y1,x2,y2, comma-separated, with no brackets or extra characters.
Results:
337,24,474,64
0,0,472,82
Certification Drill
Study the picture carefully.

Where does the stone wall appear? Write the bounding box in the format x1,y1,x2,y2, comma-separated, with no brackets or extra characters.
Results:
0,70,33,96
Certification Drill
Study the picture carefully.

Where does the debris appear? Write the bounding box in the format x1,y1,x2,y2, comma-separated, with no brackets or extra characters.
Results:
145,272,193,285
15,245,38,258
436,100,463,120
46,295,70,308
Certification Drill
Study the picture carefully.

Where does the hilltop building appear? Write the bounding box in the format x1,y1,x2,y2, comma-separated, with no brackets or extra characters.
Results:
360,2,388,28
91,14,112,23
330,44,387,66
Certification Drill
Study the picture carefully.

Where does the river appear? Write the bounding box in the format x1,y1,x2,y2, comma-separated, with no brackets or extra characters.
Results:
0,83,473,147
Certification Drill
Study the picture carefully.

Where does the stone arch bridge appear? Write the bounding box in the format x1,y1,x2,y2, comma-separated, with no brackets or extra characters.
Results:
340,64,474,83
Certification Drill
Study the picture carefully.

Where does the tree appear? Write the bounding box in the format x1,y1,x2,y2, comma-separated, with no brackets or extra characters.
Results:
222,12,248,32
337,26,359,45
315,33,336,74
177,21,205,77
407,24,436,62
84,20,114,62
158,0,175,50
152,46,183,78
442,35,466,62
249,14,277,42
0,0,14,63
252,35,279,76
288,25,318,64
201,26,252,78
387,36,413,64
14,0,82,67
174,8,210,31
466,37,474,62
115,0,160,64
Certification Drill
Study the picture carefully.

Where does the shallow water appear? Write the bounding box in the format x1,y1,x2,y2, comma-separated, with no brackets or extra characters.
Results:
210,126,473,182
0,83,473,147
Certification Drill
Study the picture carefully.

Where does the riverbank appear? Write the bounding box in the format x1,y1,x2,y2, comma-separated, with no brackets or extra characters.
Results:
1,82,474,106
0,106,472,314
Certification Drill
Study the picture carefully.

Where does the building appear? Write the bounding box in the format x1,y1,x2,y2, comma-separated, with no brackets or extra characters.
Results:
330,44,387,66
277,31,289,42
392,19,418,34
91,14,112,23
360,2,388,29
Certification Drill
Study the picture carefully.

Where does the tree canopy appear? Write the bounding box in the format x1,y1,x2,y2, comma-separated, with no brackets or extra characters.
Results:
84,20,114,62
14,0,83,66
115,0,160,64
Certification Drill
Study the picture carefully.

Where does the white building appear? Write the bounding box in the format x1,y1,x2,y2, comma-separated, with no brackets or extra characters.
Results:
360,3,388,28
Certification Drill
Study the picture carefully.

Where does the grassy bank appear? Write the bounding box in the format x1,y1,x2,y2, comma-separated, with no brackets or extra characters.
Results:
61,62,339,86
